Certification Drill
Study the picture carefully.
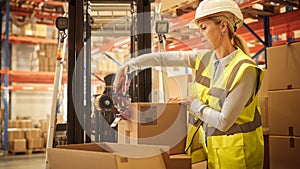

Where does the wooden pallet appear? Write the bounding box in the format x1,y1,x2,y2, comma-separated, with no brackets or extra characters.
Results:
9,148,46,155
9,149,28,155
27,148,46,154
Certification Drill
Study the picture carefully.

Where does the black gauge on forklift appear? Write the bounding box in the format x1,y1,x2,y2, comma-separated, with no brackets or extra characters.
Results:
56,17,68,31
155,20,169,34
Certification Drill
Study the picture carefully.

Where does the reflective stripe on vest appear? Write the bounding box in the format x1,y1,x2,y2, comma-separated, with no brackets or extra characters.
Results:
188,112,202,127
195,51,213,88
207,59,256,108
206,107,262,136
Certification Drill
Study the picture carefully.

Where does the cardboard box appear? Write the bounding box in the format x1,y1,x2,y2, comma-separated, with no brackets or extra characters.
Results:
151,70,193,102
267,42,300,90
47,114,64,124
18,120,33,128
259,97,268,134
192,161,207,169
268,89,300,136
35,24,47,38
22,23,34,36
8,120,19,128
8,120,33,128
39,119,49,133
47,143,169,169
27,138,44,149
25,128,42,139
258,69,268,97
16,116,31,120
8,128,25,140
269,136,300,169
166,154,191,169
9,139,27,151
118,103,187,155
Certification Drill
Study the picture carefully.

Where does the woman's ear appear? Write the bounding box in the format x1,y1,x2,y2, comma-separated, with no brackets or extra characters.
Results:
220,20,228,33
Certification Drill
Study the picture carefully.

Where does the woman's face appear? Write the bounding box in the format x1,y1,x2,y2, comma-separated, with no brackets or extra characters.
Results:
198,19,222,50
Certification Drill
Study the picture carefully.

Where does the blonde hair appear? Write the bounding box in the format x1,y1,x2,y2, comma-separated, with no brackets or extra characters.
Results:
207,13,250,56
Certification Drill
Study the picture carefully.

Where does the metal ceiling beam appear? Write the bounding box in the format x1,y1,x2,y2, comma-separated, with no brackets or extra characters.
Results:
271,0,300,8
241,8,274,16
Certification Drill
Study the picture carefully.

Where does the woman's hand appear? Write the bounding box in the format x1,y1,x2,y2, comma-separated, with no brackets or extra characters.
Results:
113,65,130,94
178,96,196,105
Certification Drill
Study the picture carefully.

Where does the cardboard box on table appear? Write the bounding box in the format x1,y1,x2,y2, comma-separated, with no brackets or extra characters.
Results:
47,142,191,169
269,136,300,169
118,103,187,155
267,42,300,90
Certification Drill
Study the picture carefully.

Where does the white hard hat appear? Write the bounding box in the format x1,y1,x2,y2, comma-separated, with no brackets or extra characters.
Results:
192,0,243,28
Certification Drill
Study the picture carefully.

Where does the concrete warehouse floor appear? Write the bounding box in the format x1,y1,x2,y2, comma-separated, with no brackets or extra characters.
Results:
0,153,45,169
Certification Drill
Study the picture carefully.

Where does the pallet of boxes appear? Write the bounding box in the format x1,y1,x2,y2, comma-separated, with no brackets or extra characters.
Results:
262,42,300,169
8,118,45,155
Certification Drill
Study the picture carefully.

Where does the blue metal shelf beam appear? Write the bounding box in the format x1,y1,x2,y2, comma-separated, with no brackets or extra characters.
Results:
3,0,10,152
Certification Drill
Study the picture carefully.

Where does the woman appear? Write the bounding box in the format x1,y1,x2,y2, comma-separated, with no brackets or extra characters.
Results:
113,0,264,168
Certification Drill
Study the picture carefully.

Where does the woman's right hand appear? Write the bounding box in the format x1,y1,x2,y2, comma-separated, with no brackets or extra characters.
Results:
113,64,130,94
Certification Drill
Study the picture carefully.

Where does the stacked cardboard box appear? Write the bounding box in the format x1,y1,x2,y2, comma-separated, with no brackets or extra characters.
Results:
258,69,269,134
39,119,49,147
37,43,58,72
7,119,47,153
8,139,27,152
21,23,48,38
25,128,44,149
8,128,27,152
266,42,300,169
8,120,33,128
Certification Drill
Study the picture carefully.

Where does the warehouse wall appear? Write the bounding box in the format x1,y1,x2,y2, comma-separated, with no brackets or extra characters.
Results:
11,91,52,124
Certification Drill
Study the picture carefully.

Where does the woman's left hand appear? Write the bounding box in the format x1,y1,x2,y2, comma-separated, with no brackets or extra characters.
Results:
178,96,196,105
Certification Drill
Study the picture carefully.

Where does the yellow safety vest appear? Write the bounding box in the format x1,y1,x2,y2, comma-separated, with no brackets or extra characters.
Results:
185,48,264,168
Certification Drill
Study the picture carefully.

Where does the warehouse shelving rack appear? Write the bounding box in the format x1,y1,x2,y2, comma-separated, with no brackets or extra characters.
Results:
0,0,64,153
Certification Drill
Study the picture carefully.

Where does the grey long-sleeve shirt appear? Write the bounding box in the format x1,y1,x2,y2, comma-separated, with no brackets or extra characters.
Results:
125,50,257,132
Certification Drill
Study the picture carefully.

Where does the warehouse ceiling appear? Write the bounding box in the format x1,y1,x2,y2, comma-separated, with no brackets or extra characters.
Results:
4,0,300,51
90,2,132,37
88,0,200,50
89,0,299,52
